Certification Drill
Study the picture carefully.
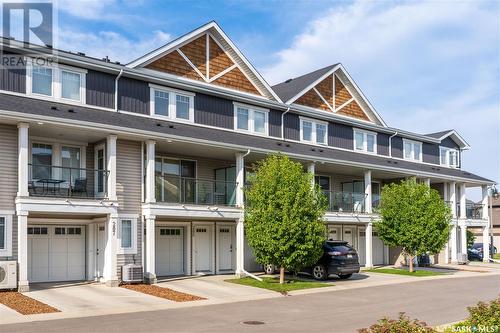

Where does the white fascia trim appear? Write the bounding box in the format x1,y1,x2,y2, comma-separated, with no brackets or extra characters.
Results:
286,65,341,105
148,83,196,97
1,109,493,186
437,130,471,150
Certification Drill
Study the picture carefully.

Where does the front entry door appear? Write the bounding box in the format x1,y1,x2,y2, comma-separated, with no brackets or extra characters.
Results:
96,223,106,278
194,225,212,273
217,225,234,272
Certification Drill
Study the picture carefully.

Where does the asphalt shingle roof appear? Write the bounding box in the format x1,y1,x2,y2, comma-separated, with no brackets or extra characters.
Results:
425,130,454,139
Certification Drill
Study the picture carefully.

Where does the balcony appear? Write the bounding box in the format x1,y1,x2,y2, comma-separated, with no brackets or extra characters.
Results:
458,203,484,220
155,175,237,206
28,164,109,199
322,191,368,213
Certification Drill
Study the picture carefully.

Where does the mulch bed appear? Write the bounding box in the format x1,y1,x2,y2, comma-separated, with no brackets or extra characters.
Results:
121,284,206,302
0,291,60,315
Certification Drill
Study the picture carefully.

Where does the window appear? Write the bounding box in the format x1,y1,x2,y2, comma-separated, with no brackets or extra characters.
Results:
440,147,460,168
300,118,328,145
118,217,137,254
61,146,81,185
32,143,53,180
32,66,53,96
0,215,12,256
234,103,269,135
150,86,194,122
28,63,86,103
353,129,376,153
403,139,422,162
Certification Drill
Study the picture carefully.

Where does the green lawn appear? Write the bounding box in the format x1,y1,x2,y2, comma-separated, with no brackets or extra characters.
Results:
493,253,500,260
226,276,332,293
365,268,446,277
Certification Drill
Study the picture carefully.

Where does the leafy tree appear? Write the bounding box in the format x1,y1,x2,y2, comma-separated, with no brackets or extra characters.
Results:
244,154,327,283
466,229,476,249
377,179,451,272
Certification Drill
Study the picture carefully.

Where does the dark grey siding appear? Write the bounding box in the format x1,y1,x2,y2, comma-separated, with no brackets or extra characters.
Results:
0,54,25,93
86,70,115,109
423,143,439,165
391,136,403,158
329,122,353,150
118,77,149,115
194,93,233,129
269,109,282,138
441,137,459,149
284,113,300,141
377,133,390,156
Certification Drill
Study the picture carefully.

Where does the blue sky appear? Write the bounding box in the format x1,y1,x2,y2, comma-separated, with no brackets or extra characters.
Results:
52,1,500,197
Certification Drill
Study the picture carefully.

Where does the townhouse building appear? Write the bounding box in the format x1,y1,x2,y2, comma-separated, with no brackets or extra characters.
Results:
0,22,494,291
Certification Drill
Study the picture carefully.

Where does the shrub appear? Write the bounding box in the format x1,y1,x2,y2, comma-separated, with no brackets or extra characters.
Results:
358,313,437,333
453,296,500,329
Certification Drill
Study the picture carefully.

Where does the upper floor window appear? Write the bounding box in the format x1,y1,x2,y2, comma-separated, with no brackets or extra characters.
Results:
28,63,86,103
300,118,327,145
150,85,195,122
440,147,459,168
403,139,422,162
353,129,376,154
234,103,268,135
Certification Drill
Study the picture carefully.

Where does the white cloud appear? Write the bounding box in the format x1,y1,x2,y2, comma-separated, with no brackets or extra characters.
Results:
57,0,117,20
57,29,171,63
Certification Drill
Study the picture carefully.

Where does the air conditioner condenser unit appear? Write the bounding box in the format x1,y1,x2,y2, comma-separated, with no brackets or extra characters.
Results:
0,261,17,290
122,264,143,283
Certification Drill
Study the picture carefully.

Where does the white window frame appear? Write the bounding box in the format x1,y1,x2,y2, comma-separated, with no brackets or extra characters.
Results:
233,102,269,136
149,84,195,123
353,128,377,154
299,117,328,145
440,146,460,168
0,213,13,257
26,61,87,104
117,216,138,255
403,139,423,162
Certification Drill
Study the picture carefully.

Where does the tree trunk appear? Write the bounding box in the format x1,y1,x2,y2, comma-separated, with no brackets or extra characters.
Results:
279,266,285,284
409,255,414,273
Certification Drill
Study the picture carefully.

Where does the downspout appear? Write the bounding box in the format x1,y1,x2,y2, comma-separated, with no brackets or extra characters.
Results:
281,105,291,140
114,69,124,112
389,131,398,158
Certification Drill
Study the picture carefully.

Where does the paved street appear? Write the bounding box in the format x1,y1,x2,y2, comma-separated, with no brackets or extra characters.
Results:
3,274,499,333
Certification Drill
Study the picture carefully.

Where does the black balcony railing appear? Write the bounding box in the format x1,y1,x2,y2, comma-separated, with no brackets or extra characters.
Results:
28,163,109,198
321,191,368,213
445,201,484,219
155,175,237,206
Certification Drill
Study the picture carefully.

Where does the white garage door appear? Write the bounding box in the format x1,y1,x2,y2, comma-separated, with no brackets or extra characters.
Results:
28,226,86,283
156,227,184,276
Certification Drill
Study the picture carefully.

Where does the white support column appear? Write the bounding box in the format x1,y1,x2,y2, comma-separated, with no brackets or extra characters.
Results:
144,215,157,283
460,224,467,256
365,222,373,268
481,186,489,220
107,135,117,201
459,183,467,219
307,162,315,187
483,226,490,262
423,178,431,187
103,214,118,286
145,140,156,203
17,123,29,197
444,241,450,264
364,170,372,214
450,182,457,218
235,152,245,276
17,211,29,292
450,223,458,263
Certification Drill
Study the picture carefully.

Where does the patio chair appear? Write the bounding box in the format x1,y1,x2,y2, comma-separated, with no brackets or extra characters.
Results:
71,178,88,197
28,180,38,195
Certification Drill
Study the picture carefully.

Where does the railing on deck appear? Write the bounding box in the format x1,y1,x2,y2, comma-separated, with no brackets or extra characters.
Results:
321,191,368,213
155,175,237,206
445,201,484,219
28,164,109,198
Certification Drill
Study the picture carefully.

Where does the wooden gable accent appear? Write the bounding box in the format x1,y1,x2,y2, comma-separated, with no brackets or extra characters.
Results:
144,33,263,96
296,88,330,111
337,100,370,121
334,76,370,121
335,76,352,108
146,51,203,82
316,75,333,107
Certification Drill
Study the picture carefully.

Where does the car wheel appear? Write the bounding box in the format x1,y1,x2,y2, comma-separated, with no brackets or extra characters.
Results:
312,264,328,280
263,264,276,275
338,274,352,279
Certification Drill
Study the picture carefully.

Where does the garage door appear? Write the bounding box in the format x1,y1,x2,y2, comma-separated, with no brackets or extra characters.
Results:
373,232,385,265
156,227,184,276
28,226,86,283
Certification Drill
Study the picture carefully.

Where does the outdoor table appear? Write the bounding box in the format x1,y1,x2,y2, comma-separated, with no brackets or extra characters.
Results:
36,179,66,195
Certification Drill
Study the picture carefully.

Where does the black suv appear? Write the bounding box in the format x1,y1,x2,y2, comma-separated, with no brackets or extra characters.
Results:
306,240,360,280
262,240,360,280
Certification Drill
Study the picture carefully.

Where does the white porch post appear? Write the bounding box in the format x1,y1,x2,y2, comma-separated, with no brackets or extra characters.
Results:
423,178,431,187
365,222,373,268
483,226,490,262
17,211,29,292
450,182,457,218
443,182,450,263
103,214,118,286
17,123,29,197
459,183,467,219
364,170,372,214
450,223,458,263
460,224,467,256
235,152,245,276
145,140,156,203
106,135,117,201
144,215,157,283
307,162,315,187
481,186,489,220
